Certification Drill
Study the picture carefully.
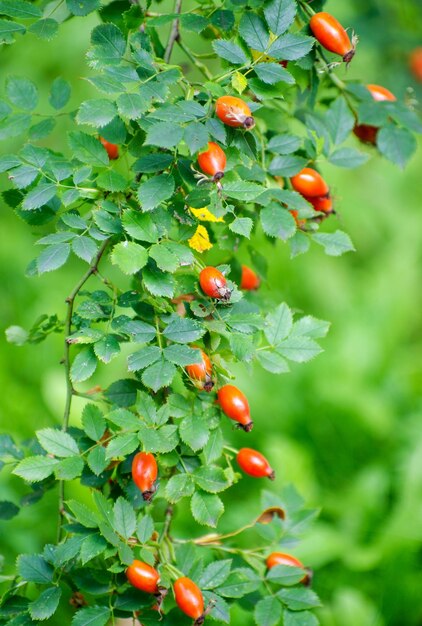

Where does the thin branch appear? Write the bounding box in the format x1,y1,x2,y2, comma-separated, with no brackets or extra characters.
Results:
164,0,183,63
57,239,110,542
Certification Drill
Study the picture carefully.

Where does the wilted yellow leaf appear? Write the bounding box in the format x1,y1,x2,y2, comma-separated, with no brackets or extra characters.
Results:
231,71,248,94
189,207,224,223
188,225,213,253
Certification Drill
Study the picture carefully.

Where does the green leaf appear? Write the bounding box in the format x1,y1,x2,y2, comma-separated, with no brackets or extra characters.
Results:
67,500,98,528
104,379,139,408
70,346,97,383
267,564,307,585
184,122,209,154
36,243,70,274
257,349,289,373
326,97,355,145
195,466,230,493
79,534,107,564
113,497,136,539
87,446,107,475
22,183,57,210
105,433,139,459
224,180,264,202
29,586,61,621
265,303,293,345
292,316,330,339
6,76,38,111
37,428,79,457
268,134,301,154
191,491,224,527
134,153,173,173
90,23,126,65
328,147,369,168
77,99,117,128
136,391,157,425
149,243,179,273
54,455,84,480
67,0,100,16
0,0,41,17
163,317,205,344
277,336,322,362
0,112,31,139
200,560,232,589
142,358,176,392
117,93,147,120
137,173,175,212
165,473,195,503
277,587,321,611
312,230,355,256
255,62,294,85
239,13,269,52
72,606,111,626
0,18,25,44
261,204,296,240
254,596,282,626
203,428,224,464
218,568,260,597
145,121,184,149
269,155,307,176
138,424,179,453
94,334,120,363
179,415,210,452
82,405,106,441
212,40,249,65
72,236,98,263
111,241,148,275
0,500,19,519
229,217,253,238
128,345,162,371
68,131,109,166
122,209,159,243
377,124,417,168
13,455,58,482
17,554,53,584
29,18,59,41
106,408,140,430
269,33,314,61
137,514,154,543
264,0,296,35
163,344,202,367
284,611,319,626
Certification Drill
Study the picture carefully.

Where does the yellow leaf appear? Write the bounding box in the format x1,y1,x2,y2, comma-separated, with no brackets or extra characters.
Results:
231,71,248,94
189,207,224,223
188,225,213,253
251,49,275,63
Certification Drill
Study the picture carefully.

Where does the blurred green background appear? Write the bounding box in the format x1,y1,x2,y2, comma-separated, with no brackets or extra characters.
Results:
1,1,422,625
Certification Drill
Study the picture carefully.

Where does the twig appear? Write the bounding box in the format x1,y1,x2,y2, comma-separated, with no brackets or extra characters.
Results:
164,0,183,63
57,239,110,542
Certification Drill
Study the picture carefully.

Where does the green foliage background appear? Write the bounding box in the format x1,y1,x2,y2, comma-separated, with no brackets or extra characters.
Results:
1,0,422,624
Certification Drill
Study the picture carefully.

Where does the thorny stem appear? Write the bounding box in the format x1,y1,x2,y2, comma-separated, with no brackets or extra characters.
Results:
164,0,183,63
57,239,110,542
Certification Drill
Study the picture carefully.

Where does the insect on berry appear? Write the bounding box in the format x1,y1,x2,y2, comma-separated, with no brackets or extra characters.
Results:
236,447,275,479
99,137,119,160
310,12,356,63
218,384,253,431
290,168,330,198
240,265,260,291
197,142,227,182
353,84,396,145
174,577,205,625
199,266,231,301
186,347,214,392
132,452,158,501
126,560,160,594
216,96,255,130
266,552,311,585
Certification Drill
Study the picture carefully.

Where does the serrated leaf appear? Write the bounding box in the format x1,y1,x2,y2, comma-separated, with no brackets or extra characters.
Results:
256,349,289,373
277,587,321,611
325,97,355,145
165,473,195,503
377,124,417,168
200,559,232,589
49,77,71,110
67,500,98,528
6,76,38,111
145,121,184,149
269,155,307,176
54,455,84,480
179,415,210,452
137,174,175,212
137,514,154,543
265,303,293,345
111,241,148,275
239,12,269,52
277,335,322,362
90,23,126,65
77,99,117,128
117,92,147,120
122,209,159,243
128,345,162,371
269,33,314,61
79,534,107,564
29,18,59,41
0,0,41,18
105,432,139,459
13,455,58,482
96,170,127,192
163,344,202,366
163,318,205,344
191,491,224,527
113,497,136,539
149,243,179,273
82,404,106,442
70,346,97,383
94,335,120,363
87,446,107,475
284,611,319,626
312,230,355,256
264,0,296,35
68,131,109,166
138,424,179,453
29,586,61,621
0,19,25,44
141,358,176,392
203,428,224,464
67,0,100,16
213,39,249,65
224,181,264,202
291,316,330,338
17,554,53,584
328,147,369,168
229,216,253,238
72,236,98,263
22,183,57,210
37,428,79,457
255,62,294,85
184,122,209,154
267,563,306,586
195,466,230,493
268,134,301,154
254,596,282,626
261,204,296,240
71,606,111,626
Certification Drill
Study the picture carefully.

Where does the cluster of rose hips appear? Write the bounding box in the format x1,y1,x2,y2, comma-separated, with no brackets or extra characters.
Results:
96,9,411,623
